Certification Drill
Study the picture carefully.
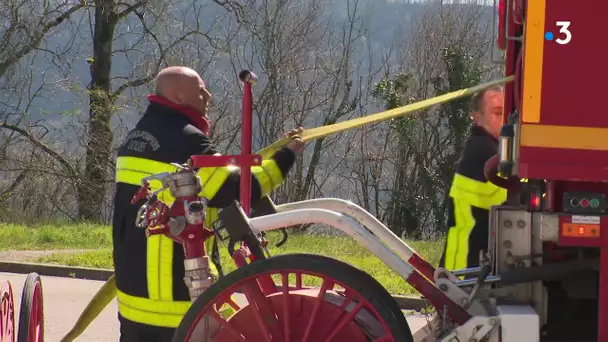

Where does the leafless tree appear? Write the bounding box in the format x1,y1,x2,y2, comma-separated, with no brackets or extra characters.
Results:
0,0,229,222
213,0,389,206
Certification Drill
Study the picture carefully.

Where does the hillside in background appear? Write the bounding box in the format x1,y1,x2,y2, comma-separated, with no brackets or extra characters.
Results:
0,0,500,237
4,0,493,127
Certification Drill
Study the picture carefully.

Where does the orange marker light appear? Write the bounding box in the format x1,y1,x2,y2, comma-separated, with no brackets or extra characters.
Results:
562,223,600,238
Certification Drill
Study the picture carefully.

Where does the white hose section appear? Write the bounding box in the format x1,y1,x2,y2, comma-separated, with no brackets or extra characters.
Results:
276,198,416,260
247,208,415,280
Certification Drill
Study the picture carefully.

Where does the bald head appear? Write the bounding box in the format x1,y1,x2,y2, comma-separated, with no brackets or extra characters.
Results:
155,66,211,117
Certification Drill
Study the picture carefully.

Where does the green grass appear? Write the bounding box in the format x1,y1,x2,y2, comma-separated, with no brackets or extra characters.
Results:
0,222,111,250
0,223,444,295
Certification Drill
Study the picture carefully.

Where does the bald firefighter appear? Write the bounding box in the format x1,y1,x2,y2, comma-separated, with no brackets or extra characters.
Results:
112,66,305,341
439,85,508,271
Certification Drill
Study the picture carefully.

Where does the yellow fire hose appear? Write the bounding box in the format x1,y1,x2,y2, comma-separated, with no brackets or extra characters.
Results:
258,75,513,159
60,274,117,341
60,75,513,341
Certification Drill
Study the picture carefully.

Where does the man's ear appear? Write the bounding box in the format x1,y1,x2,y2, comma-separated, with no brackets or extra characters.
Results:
471,111,482,125
175,93,186,105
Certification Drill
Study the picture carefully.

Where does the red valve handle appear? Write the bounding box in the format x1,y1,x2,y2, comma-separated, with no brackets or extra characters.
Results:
131,181,151,204
146,200,170,228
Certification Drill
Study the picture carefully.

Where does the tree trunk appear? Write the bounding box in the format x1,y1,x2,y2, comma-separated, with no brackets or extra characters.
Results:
78,0,117,221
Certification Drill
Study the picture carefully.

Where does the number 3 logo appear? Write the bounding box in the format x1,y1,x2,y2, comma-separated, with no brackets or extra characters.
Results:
556,21,572,45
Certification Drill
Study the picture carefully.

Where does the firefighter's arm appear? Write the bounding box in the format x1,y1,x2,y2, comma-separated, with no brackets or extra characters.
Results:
449,135,507,211
186,131,296,208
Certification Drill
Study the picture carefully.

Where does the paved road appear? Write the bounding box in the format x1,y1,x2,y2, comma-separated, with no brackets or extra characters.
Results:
1,272,119,341
0,272,430,341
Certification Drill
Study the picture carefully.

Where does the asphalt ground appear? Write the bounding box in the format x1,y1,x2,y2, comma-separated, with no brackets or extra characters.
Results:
0,272,431,341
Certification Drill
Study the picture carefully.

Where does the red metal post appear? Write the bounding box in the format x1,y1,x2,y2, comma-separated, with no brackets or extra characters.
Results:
408,253,437,282
237,71,277,294
240,76,254,216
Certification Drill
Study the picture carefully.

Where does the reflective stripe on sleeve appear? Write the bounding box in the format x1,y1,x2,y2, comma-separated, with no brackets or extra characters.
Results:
448,174,507,209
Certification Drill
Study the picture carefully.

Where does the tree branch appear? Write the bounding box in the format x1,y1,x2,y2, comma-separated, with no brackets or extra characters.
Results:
0,2,87,77
0,123,80,181
0,168,29,198
111,10,219,98
115,1,145,22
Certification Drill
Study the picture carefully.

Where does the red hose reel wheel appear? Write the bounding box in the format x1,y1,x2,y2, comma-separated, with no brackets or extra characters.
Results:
173,254,413,342
1,281,15,342
17,273,43,342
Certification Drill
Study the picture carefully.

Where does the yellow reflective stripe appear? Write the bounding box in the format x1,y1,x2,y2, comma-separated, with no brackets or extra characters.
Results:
204,207,219,277
118,303,183,328
116,169,152,186
115,169,171,202
252,160,284,194
449,174,507,209
115,156,177,191
115,157,177,181
146,235,175,301
521,0,546,123
197,167,232,199
205,207,219,227
252,167,273,194
160,236,174,301
116,156,177,174
147,235,161,300
196,158,285,200
204,234,219,277
117,290,191,328
443,199,475,271
262,160,284,186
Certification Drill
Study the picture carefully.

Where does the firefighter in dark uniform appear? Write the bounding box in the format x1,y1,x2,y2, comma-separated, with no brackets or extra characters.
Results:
112,66,305,341
439,85,507,271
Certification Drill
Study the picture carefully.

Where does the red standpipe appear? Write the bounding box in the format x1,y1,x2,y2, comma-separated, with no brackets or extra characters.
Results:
189,70,266,271
190,70,277,294
240,80,253,216
237,71,277,294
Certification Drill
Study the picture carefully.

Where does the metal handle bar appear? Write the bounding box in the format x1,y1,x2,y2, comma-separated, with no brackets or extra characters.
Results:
276,198,414,258
248,207,416,280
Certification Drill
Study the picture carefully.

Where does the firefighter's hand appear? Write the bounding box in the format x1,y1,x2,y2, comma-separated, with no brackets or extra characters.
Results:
285,127,305,154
